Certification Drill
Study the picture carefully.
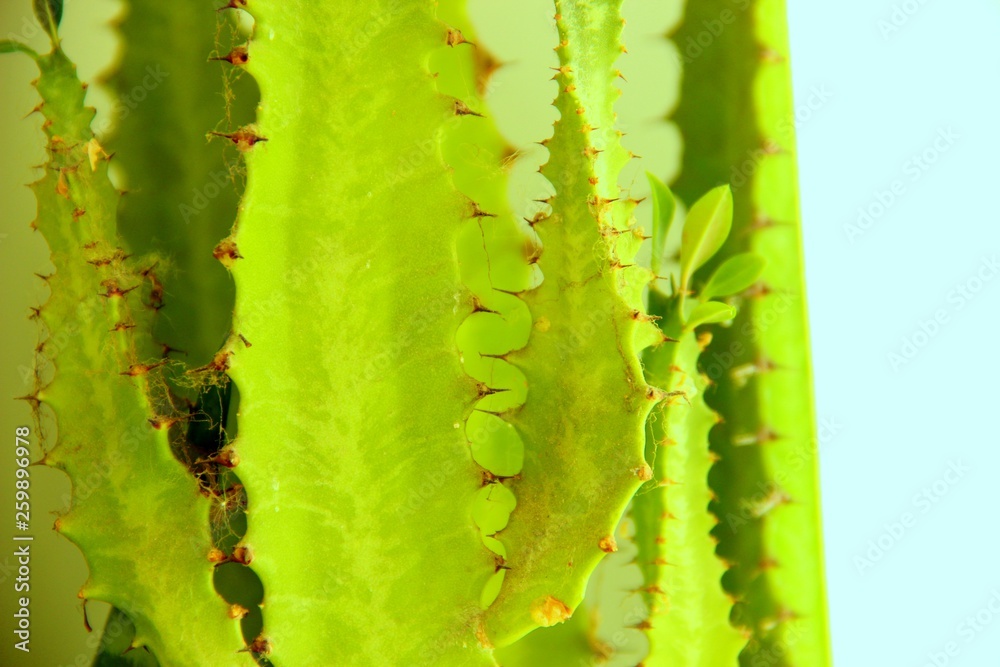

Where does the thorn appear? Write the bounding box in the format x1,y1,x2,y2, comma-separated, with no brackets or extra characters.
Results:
494,554,509,572
218,0,247,10
761,48,785,64
23,102,43,120
228,604,249,620
211,46,249,66
191,350,232,374
210,128,266,151
454,100,483,117
231,545,252,565
148,416,180,430
212,447,240,468
213,239,242,267
759,556,780,571
56,170,70,199
469,201,496,218
598,536,618,553
743,281,773,299
657,332,679,346
733,425,781,447
82,599,92,633
632,464,653,482
99,280,138,299
160,343,187,359
749,213,779,232
245,636,271,655
530,596,572,628
445,28,470,47
524,212,548,227
471,296,498,314
15,393,40,409
121,361,166,377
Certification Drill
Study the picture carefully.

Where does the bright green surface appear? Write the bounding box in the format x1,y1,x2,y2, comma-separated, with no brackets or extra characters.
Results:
229,2,496,664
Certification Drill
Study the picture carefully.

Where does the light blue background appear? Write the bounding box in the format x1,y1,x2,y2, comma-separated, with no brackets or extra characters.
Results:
789,1,1000,664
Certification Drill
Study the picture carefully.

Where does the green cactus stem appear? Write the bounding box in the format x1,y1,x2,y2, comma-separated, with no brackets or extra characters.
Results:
668,1,831,664
225,2,503,664
482,0,662,646
630,181,752,666
4,21,252,666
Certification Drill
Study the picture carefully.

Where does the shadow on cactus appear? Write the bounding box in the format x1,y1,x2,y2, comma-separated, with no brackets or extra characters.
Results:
3,0,828,665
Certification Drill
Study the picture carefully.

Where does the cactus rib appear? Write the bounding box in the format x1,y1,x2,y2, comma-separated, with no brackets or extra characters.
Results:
15,39,251,666
226,2,503,664
669,1,831,664
483,0,661,646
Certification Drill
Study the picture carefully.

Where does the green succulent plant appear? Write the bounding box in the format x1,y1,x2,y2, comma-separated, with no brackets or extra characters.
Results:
3,0,828,665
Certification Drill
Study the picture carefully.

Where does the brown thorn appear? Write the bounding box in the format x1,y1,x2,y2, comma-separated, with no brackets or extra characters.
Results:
454,100,484,117
82,599,92,633
446,28,472,47
211,46,249,66
120,361,167,378
469,201,496,218
210,128,267,151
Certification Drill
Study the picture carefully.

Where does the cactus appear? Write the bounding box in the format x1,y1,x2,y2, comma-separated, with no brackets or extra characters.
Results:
3,6,251,664
3,0,828,665
669,2,831,664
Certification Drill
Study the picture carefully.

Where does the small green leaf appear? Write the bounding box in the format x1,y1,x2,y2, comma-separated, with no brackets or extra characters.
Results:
679,185,733,290
686,301,736,328
647,172,676,276
0,40,38,58
701,253,767,301
33,0,62,40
